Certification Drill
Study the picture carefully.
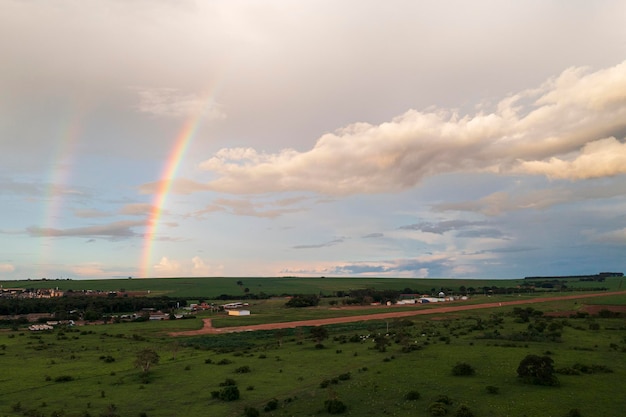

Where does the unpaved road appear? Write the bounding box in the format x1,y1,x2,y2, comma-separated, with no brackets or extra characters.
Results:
170,290,626,337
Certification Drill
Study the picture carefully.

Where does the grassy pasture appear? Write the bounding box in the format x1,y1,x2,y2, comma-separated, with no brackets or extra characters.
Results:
1,293,625,417
2,276,623,298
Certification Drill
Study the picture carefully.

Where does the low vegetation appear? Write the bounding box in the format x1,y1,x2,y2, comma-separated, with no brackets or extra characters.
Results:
0,277,624,416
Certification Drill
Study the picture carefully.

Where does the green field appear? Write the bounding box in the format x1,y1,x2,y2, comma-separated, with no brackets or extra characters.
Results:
1,291,626,417
2,275,623,298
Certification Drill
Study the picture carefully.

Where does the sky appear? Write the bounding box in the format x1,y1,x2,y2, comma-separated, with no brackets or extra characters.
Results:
1,0,626,280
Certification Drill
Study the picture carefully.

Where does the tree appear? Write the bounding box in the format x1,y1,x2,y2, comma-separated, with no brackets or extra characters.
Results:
374,334,391,352
516,354,559,386
135,348,160,373
285,294,320,308
310,326,329,343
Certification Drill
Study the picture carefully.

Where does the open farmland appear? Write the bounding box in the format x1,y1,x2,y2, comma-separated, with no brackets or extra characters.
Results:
1,282,625,417
1,275,622,298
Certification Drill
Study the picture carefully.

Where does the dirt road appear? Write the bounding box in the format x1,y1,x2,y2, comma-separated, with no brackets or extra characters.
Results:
169,290,626,337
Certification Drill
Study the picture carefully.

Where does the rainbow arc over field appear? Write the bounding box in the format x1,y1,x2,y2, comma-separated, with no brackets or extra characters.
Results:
39,104,85,277
140,89,220,278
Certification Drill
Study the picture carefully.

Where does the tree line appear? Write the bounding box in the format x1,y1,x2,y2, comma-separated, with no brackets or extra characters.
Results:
0,295,186,317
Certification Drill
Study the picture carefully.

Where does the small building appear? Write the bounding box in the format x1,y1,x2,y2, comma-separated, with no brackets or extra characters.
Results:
228,310,250,316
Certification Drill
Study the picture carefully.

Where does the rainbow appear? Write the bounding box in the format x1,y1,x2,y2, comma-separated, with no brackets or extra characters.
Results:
38,104,85,278
139,89,220,278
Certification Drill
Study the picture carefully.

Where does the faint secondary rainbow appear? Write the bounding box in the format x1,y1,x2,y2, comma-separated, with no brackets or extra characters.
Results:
38,105,84,278
139,88,221,278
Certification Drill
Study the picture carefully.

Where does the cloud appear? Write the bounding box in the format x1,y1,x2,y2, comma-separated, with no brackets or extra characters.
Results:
134,87,226,120
192,61,626,196
435,181,626,216
120,203,156,216
279,254,455,278
516,137,626,180
74,209,110,218
0,178,85,198
153,256,182,277
362,232,384,239
0,263,15,272
456,228,506,239
399,220,487,234
26,220,145,241
70,262,119,278
139,178,210,195
591,228,626,245
191,256,224,276
292,238,344,250
152,256,224,277
191,197,306,219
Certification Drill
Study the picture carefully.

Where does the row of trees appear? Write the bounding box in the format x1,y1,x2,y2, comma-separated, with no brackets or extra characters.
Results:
0,296,186,317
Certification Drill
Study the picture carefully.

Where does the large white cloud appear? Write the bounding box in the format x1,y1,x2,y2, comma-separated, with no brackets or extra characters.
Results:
516,137,626,180
192,61,626,196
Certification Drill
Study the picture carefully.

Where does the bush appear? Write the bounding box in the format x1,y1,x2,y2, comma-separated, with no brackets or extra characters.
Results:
517,354,559,386
54,375,75,382
434,395,452,405
324,399,347,414
235,366,251,374
566,409,582,417
428,402,448,416
452,362,475,376
219,378,237,387
218,385,240,401
244,407,260,417
455,405,474,417
485,385,499,394
404,390,421,400
264,398,279,412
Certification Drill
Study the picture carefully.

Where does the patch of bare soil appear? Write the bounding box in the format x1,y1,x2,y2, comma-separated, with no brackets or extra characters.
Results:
583,304,626,315
169,291,626,337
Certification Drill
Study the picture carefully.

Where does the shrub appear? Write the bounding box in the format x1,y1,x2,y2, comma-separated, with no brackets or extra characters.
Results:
517,354,559,386
264,398,279,412
485,385,499,394
434,395,452,405
428,402,448,416
218,385,240,401
566,409,583,417
452,362,475,376
235,365,251,374
324,399,347,414
55,375,75,382
404,390,421,400
244,407,260,417
219,378,237,387
455,404,474,417
337,372,351,381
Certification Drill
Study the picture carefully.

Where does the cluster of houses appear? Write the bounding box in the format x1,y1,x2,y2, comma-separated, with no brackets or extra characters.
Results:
395,292,469,305
28,320,75,331
0,287,64,299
